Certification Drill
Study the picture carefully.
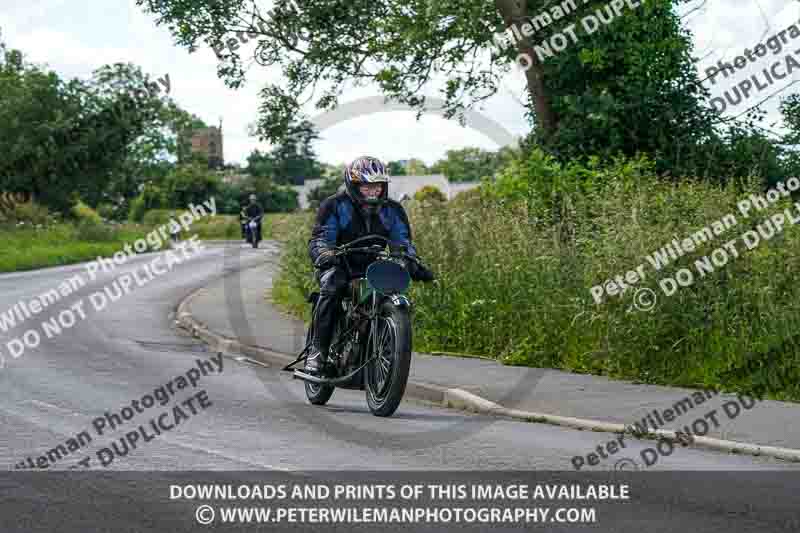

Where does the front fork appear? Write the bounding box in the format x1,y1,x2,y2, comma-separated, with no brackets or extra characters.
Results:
368,292,412,361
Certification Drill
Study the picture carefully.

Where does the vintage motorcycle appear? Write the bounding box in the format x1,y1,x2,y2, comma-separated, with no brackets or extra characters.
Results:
283,235,426,417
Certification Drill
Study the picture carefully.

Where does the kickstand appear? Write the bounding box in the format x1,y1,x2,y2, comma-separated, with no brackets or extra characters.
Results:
282,342,312,372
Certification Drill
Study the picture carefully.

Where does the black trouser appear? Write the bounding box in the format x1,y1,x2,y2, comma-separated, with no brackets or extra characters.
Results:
312,265,353,355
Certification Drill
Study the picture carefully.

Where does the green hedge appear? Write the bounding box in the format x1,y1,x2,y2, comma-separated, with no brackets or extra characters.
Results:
272,152,800,400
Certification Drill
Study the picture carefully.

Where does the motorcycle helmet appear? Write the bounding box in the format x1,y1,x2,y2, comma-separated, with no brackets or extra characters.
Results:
344,156,390,210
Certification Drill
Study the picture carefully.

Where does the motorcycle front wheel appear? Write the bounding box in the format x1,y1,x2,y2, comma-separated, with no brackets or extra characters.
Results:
365,300,412,417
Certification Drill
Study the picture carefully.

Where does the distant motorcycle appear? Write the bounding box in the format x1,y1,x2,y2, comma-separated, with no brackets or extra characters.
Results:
243,215,263,248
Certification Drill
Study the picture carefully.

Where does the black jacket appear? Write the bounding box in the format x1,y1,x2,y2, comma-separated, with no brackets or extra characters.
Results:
244,203,263,219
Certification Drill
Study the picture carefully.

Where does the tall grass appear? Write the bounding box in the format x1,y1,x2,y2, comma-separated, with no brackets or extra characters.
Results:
268,212,315,320
271,155,800,400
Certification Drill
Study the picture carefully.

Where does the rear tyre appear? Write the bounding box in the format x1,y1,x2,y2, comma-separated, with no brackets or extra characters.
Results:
304,315,335,406
365,300,412,417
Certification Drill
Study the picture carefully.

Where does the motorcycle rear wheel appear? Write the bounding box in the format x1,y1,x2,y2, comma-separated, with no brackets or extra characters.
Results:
365,300,412,417
304,316,336,406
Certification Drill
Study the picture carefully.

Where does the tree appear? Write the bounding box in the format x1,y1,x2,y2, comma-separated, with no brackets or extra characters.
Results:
532,0,721,177
217,181,245,215
321,162,345,179
387,161,407,176
246,149,274,179
137,1,719,173
269,120,322,185
133,0,556,141
0,37,155,215
405,158,429,175
91,63,202,210
307,176,341,208
782,95,800,147
162,162,221,207
251,178,300,212
435,147,499,182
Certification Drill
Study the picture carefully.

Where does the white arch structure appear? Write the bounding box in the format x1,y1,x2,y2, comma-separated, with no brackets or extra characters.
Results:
309,96,518,148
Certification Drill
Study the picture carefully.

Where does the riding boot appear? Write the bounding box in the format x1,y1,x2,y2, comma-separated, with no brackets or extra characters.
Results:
306,297,336,375
306,266,346,375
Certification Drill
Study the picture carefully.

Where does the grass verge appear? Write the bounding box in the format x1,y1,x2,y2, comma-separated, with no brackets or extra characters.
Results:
0,213,241,274
0,223,150,273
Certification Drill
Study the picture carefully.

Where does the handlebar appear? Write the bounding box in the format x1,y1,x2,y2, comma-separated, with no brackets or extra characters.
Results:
334,244,420,264
329,235,418,262
338,234,390,249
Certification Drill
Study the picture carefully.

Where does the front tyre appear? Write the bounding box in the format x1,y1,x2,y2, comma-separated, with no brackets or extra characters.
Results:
365,300,412,417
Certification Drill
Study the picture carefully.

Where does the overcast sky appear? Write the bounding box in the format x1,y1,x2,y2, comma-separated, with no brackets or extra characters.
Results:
1,0,798,167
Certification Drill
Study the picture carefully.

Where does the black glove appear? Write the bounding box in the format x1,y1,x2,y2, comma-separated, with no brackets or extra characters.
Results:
407,258,435,282
314,249,340,270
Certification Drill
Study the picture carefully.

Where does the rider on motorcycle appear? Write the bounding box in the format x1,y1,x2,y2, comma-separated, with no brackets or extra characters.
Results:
243,193,263,242
306,156,434,376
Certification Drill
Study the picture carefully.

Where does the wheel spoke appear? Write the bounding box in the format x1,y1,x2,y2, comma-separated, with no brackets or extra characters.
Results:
377,322,389,353
384,327,394,388
368,317,398,401
376,359,385,385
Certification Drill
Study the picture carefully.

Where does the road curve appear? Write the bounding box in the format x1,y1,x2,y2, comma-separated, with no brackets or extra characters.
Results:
0,241,798,532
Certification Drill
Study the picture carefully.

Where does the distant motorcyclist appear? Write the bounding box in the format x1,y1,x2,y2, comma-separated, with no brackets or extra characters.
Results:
243,193,263,243
306,156,434,376
169,210,181,244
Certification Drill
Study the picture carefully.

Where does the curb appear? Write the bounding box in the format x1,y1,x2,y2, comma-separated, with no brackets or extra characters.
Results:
174,272,800,467
175,283,451,405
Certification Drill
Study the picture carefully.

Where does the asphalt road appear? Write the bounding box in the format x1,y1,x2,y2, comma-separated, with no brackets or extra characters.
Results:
0,241,798,532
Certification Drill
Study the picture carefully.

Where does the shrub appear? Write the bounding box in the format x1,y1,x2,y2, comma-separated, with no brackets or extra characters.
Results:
191,215,241,240
163,163,220,208
128,195,147,223
308,177,341,208
143,209,179,226
449,187,485,209
74,219,116,242
266,212,316,318
10,201,51,225
414,185,447,203
96,202,124,221
129,182,168,222
72,201,103,224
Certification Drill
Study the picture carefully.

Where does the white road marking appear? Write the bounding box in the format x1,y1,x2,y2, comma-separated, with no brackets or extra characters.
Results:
28,399,81,416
